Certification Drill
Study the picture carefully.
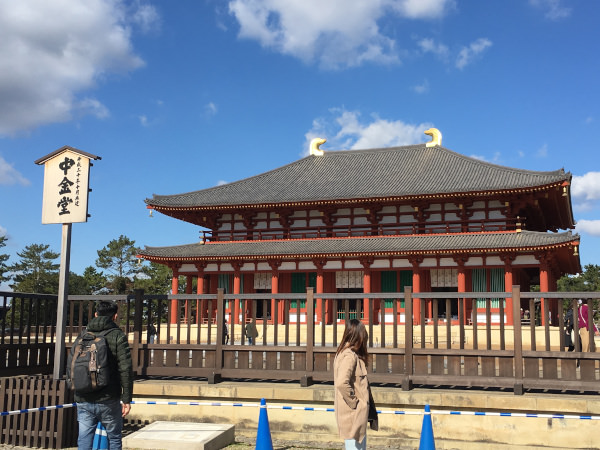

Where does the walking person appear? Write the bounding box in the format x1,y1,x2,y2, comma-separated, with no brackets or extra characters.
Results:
333,319,378,450
69,300,134,450
245,318,258,345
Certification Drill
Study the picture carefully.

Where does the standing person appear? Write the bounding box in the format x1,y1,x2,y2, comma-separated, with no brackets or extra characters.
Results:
223,316,229,345
245,318,258,345
564,307,575,352
578,299,599,352
147,322,157,344
70,300,134,450
333,319,378,450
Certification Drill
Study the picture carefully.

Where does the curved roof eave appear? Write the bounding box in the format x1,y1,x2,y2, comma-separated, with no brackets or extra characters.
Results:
137,231,580,263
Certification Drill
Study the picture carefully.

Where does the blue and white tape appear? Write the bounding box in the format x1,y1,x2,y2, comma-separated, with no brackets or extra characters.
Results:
0,402,77,417
2,400,599,421
128,401,600,420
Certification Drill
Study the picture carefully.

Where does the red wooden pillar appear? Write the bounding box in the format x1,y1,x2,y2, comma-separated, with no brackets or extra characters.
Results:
538,255,550,326
269,261,282,324
363,269,371,323
314,260,325,324
501,254,515,326
195,263,207,324
458,266,466,323
273,273,284,324
196,275,204,324
409,257,423,325
360,257,374,324
170,274,179,324
233,263,241,325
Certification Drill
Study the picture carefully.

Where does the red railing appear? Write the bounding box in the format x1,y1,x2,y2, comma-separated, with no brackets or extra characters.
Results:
202,218,519,242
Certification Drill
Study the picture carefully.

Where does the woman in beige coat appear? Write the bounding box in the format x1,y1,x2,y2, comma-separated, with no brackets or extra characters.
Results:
334,319,377,449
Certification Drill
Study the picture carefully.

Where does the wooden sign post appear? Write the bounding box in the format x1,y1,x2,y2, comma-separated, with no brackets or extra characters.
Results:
35,146,101,380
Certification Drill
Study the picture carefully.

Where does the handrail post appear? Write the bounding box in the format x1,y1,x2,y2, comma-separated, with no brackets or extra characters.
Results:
512,285,523,395
403,286,413,391
302,287,315,387
211,288,224,384
132,289,144,374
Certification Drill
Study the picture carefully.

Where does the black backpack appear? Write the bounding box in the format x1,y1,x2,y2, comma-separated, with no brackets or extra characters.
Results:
67,329,117,394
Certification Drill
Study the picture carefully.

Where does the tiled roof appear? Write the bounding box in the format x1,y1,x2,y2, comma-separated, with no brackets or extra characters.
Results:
138,231,578,261
146,144,570,208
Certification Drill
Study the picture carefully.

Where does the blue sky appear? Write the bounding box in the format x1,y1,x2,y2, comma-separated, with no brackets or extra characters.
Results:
1,0,599,288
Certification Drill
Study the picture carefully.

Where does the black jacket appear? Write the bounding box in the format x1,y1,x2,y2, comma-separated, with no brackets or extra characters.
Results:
69,315,134,404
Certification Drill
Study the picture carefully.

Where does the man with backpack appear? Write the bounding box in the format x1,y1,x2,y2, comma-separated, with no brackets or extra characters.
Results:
67,300,134,450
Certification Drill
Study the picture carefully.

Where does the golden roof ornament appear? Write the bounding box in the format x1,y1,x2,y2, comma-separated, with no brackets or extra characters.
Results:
424,128,442,147
310,138,326,156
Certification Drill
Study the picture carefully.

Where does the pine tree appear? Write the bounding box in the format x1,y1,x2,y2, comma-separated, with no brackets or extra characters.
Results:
0,235,9,285
95,235,139,294
9,243,59,293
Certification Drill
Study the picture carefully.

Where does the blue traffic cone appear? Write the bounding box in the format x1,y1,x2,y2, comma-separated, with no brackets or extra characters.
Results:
419,404,435,450
92,422,108,450
256,398,273,450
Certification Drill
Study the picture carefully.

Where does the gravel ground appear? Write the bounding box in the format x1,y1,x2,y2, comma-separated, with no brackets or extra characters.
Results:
0,439,339,450
0,435,404,449
0,423,403,449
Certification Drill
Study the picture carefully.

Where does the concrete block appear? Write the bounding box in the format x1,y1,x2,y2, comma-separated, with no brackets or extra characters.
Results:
123,421,235,450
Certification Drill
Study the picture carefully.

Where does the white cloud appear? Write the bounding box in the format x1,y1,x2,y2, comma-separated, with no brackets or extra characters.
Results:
419,36,492,70
393,0,455,19
536,143,548,157
572,172,600,212
78,98,110,119
305,108,433,153
530,0,572,21
217,180,229,186
412,79,430,94
468,153,501,164
228,0,453,69
0,0,153,135
418,38,449,61
576,220,600,237
139,115,149,127
0,225,7,236
572,172,600,201
131,1,161,33
205,102,218,116
456,38,492,69
0,156,30,186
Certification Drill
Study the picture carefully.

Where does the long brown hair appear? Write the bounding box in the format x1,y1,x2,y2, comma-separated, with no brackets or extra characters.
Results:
336,319,368,367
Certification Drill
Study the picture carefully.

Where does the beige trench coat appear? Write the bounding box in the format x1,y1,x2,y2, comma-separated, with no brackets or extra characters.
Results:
333,348,370,442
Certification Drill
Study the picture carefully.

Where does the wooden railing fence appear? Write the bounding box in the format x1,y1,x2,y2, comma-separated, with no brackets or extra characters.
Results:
2,288,600,394
0,376,76,448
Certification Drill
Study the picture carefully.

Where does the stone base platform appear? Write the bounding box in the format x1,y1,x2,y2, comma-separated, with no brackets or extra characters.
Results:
123,421,235,450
